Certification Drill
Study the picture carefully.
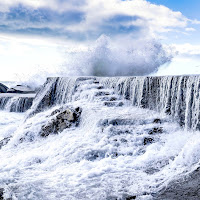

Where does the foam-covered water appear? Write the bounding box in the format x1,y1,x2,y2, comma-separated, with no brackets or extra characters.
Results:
0,77,200,199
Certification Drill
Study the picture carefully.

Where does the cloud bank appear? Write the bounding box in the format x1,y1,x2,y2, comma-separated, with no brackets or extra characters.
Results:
0,0,195,40
0,0,199,83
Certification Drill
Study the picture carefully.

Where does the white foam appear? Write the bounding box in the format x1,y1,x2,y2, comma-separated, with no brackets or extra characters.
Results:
0,79,199,199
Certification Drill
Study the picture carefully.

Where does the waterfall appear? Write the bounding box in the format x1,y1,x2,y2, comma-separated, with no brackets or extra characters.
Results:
28,75,200,130
98,76,200,130
0,94,35,112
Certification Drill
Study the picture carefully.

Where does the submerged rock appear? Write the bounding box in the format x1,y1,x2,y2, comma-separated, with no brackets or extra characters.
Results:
7,85,35,94
148,127,163,135
40,107,82,137
0,137,11,149
143,137,154,145
153,118,162,124
0,83,8,93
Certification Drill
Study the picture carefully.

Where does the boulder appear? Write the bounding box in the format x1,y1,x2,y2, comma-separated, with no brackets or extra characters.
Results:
40,107,82,137
7,85,35,94
0,83,8,93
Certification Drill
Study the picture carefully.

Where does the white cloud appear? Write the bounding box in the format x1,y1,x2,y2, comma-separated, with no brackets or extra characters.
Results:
75,0,189,35
172,43,200,55
185,27,196,32
0,0,193,36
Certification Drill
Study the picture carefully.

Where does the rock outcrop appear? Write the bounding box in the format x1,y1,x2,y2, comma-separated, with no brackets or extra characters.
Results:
0,83,8,93
40,107,82,137
7,85,35,94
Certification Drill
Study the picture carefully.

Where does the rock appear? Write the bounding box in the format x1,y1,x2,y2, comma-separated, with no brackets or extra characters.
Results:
125,196,136,200
103,101,124,107
143,137,154,145
110,97,117,101
97,86,104,89
153,118,162,124
40,107,82,137
7,85,35,94
154,167,200,200
0,188,3,200
0,83,8,93
50,109,61,116
95,91,110,96
0,137,11,149
148,127,163,135
122,194,137,200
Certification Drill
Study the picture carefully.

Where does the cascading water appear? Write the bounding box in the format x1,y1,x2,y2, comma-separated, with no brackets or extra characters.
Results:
0,94,35,112
0,76,200,199
30,76,200,130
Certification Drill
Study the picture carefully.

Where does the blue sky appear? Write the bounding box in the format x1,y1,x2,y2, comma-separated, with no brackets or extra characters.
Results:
149,0,200,19
0,0,200,81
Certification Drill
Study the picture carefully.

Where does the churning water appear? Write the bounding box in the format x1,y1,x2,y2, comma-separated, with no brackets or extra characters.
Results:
0,76,200,199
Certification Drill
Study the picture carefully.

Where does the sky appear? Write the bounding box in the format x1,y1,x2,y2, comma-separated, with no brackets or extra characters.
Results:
0,0,200,82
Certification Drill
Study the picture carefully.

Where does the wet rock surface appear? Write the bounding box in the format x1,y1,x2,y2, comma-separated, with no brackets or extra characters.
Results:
7,85,35,94
0,188,3,200
148,127,163,135
0,137,11,149
154,167,200,200
0,83,8,93
143,137,154,145
40,107,82,137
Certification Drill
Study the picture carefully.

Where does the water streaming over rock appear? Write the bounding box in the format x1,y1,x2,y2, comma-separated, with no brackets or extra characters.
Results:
0,94,35,112
29,76,200,130
0,76,200,199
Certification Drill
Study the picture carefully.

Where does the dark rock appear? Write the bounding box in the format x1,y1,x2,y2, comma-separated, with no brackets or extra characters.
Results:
120,138,128,143
0,188,3,200
97,86,104,89
106,196,118,200
103,101,124,107
125,196,136,200
148,127,163,135
0,83,8,93
153,118,162,124
143,137,154,145
122,194,137,200
95,91,110,96
7,85,35,94
40,107,82,137
0,137,11,149
110,97,117,101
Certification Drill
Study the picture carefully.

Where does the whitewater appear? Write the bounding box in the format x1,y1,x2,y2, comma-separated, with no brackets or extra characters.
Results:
0,76,200,199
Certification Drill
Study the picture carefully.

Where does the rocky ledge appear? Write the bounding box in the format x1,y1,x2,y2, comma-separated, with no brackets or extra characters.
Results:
40,106,82,137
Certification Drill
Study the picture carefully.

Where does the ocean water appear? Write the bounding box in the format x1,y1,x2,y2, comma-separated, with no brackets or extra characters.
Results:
0,78,200,200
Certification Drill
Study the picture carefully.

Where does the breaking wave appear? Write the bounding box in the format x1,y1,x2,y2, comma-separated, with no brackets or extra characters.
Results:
18,35,174,88
63,35,173,77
